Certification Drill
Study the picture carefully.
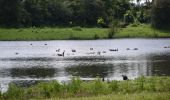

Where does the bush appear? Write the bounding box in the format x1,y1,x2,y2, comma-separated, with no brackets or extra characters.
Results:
151,0,170,29
94,34,99,39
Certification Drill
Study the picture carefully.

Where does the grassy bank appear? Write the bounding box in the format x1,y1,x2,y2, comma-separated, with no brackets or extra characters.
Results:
1,77,170,100
0,27,108,41
115,24,170,38
0,24,170,41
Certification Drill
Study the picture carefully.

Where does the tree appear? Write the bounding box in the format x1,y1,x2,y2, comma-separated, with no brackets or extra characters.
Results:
0,0,22,27
151,0,170,29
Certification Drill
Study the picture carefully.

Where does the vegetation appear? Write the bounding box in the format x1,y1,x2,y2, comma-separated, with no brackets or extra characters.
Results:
0,0,170,39
0,0,151,27
56,92,170,100
0,24,170,40
115,24,170,38
0,27,108,40
151,0,170,29
1,76,170,100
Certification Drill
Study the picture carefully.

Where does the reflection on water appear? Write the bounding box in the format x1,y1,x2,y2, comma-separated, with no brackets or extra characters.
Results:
66,64,113,78
0,39,170,92
10,67,57,78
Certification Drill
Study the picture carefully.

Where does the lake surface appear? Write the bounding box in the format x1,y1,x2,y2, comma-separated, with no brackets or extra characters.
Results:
0,39,170,92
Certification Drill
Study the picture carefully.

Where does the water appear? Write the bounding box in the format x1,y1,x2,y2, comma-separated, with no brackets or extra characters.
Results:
0,39,170,92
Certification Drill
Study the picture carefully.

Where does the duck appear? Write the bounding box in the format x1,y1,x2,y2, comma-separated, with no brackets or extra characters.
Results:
15,52,19,55
90,48,93,50
126,48,130,50
134,48,139,50
109,48,118,51
72,49,76,52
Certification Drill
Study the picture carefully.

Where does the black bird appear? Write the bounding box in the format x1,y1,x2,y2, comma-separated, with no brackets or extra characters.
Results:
122,75,128,80
90,48,93,50
72,49,76,52
109,48,118,52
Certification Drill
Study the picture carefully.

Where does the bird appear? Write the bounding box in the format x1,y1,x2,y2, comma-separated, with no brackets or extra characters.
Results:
109,48,118,51
57,50,65,57
56,49,60,52
44,44,47,45
30,44,33,46
97,51,101,55
122,75,128,80
72,49,76,52
90,48,93,50
134,48,139,50
15,52,19,55
126,48,130,50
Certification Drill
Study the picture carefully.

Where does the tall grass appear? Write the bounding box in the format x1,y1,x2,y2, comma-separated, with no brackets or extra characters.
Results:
1,76,170,99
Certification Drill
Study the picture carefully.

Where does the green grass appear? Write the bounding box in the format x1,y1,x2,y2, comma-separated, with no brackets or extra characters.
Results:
56,92,170,100
0,27,108,41
1,77,170,100
0,24,170,40
115,24,170,38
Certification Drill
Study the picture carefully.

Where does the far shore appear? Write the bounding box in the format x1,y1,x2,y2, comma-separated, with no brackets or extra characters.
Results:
0,24,170,41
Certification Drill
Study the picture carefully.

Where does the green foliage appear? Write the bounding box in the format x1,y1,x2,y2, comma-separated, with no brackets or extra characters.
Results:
3,83,25,100
151,0,170,29
67,77,82,94
108,20,120,38
0,0,133,27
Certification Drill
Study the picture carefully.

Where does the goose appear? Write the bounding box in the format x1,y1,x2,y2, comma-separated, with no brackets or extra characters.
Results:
90,48,93,50
134,48,139,50
57,51,65,57
126,48,130,50
109,48,118,51
15,52,19,55
72,49,76,52
56,49,60,52
122,75,128,80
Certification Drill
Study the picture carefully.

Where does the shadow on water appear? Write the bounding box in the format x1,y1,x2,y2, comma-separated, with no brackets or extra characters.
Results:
10,67,57,78
66,64,113,78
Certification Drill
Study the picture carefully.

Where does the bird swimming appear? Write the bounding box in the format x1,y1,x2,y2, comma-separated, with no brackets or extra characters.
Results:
57,50,65,57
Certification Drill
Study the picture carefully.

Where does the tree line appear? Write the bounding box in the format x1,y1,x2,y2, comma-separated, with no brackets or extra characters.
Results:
0,0,169,29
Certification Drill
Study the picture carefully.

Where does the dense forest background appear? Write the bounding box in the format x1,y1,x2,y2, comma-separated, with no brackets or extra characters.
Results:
0,0,169,29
